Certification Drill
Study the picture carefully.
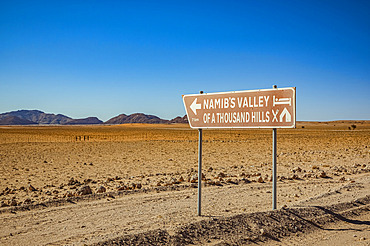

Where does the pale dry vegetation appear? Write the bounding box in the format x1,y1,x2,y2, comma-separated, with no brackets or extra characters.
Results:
0,122,369,245
0,121,369,206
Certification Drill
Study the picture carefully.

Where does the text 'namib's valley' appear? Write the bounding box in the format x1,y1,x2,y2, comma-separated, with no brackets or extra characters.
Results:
203,96,270,109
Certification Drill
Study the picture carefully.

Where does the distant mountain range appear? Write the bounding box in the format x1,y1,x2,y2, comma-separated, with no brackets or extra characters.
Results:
0,110,188,125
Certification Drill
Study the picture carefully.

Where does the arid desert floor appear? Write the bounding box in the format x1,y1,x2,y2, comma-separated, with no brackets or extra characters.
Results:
0,121,369,245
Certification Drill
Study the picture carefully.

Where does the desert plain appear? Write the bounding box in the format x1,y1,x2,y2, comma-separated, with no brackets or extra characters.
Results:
0,121,369,245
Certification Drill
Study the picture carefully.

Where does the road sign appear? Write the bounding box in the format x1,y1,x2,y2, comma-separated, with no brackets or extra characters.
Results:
183,87,296,129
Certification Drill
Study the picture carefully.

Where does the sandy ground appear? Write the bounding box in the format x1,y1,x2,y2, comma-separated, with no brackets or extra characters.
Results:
0,121,369,245
264,212,370,246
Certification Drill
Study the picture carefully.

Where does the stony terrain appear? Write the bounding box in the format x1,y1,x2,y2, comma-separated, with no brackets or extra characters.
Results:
0,121,369,245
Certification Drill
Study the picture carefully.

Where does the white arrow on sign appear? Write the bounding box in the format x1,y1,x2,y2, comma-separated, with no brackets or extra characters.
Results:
190,98,202,115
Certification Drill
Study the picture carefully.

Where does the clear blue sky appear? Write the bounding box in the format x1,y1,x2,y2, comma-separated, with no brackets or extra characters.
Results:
1,0,369,121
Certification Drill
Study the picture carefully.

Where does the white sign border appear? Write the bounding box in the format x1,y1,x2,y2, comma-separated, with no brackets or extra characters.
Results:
183,87,296,129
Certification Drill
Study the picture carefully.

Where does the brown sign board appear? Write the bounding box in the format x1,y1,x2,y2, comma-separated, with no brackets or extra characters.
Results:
183,87,296,129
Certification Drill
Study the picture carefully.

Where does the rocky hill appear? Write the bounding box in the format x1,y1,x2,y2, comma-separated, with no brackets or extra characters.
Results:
0,116,37,125
62,117,103,125
105,113,169,124
169,115,188,124
0,110,71,124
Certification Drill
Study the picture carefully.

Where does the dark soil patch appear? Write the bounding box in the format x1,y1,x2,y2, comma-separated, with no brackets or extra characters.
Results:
94,195,370,245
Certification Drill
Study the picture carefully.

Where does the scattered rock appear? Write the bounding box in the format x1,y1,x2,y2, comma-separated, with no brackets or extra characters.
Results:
189,174,201,183
77,185,92,195
226,179,238,185
68,177,79,186
257,176,264,183
2,187,10,195
240,178,251,184
64,191,74,197
217,172,226,178
169,178,179,185
319,171,328,178
106,193,115,198
117,185,128,191
0,201,8,207
188,174,196,183
28,184,37,192
23,198,32,205
9,199,17,206
303,173,313,178
292,167,302,173
206,180,222,186
96,186,106,193
291,174,300,180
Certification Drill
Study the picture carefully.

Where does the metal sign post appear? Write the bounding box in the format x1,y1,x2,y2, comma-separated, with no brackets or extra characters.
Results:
272,127,277,210
197,90,203,216
198,128,202,216
272,85,277,210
